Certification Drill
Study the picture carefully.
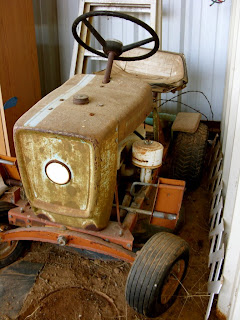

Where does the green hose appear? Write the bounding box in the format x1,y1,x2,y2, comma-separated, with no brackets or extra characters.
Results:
145,113,176,125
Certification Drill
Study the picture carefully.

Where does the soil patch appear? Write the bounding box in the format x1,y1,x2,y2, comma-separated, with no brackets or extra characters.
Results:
3,184,217,320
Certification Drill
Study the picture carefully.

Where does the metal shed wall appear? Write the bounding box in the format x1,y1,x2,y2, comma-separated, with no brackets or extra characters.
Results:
161,0,231,121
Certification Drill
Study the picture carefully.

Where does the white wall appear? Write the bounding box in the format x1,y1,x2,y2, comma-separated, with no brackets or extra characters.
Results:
218,0,240,318
56,0,231,121
56,0,79,84
161,0,231,121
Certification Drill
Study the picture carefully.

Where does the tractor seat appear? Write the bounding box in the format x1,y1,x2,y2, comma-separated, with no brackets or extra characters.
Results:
97,48,188,93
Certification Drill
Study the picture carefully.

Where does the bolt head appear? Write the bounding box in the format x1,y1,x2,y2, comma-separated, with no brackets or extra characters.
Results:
144,140,153,145
73,94,89,105
57,235,68,246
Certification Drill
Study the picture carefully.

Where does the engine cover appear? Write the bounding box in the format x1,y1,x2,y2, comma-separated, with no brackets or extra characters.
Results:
14,73,152,230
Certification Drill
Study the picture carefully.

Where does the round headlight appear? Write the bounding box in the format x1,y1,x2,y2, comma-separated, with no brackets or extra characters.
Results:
45,160,71,185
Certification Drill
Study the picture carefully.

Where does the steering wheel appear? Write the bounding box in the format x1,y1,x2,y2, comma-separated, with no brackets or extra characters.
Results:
72,11,159,62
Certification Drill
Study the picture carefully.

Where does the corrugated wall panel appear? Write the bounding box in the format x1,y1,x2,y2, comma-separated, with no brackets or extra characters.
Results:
161,0,231,121
55,0,231,121
56,0,79,84
33,0,61,96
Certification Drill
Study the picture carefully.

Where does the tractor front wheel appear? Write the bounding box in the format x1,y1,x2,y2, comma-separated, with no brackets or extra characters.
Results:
125,232,189,317
0,201,26,268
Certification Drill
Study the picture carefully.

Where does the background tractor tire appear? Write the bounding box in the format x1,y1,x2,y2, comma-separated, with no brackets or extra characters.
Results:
0,201,26,268
0,201,17,223
125,232,189,317
172,123,208,189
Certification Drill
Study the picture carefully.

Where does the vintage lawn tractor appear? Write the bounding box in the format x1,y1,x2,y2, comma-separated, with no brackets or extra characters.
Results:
0,11,208,317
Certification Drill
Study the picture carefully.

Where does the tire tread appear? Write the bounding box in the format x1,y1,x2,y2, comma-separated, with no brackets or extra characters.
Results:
172,123,208,189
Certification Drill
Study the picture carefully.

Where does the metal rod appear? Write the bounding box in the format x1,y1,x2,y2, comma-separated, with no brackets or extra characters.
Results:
150,178,160,223
113,204,176,221
152,91,159,142
102,51,116,84
115,184,123,228
6,179,22,187
0,159,15,166
130,181,158,197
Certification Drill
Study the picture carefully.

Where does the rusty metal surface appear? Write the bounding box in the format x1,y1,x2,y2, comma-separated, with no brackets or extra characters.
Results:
73,94,89,105
13,73,152,230
152,91,160,142
103,51,116,84
115,205,177,221
132,140,163,169
151,178,185,229
150,178,160,223
114,184,122,228
5,179,22,187
155,178,185,214
14,129,118,230
14,73,153,143
122,170,159,231
8,205,134,250
1,186,24,205
119,193,132,218
0,226,136,263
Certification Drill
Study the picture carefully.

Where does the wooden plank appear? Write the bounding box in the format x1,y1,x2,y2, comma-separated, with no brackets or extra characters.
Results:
76,3,91,74
0,86,10,156
0,0,41,155
69,0,86,78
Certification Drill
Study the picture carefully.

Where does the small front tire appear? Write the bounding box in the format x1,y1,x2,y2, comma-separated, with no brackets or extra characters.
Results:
125,232,189,317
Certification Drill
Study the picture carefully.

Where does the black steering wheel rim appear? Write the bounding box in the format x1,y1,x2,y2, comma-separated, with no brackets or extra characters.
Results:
72,11,159,61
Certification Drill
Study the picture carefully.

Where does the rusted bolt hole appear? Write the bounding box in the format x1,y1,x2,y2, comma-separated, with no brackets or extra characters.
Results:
89,113,95,116
60,99,65,101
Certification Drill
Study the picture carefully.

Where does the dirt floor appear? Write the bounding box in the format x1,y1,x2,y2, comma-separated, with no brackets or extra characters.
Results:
0,181,218,320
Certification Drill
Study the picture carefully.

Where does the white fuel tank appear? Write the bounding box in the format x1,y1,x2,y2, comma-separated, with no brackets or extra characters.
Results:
132,140,163,169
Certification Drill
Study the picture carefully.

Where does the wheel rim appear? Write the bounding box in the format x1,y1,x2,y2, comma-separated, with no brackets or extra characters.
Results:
160,259,185,305
0,224,19,260
0,240,18,260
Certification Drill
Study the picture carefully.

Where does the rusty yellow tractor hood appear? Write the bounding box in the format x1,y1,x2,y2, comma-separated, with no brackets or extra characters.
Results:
14,73,152,230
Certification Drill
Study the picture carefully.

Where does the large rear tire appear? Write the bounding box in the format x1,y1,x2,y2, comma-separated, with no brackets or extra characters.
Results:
125,232,189,317
172,123,208,189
